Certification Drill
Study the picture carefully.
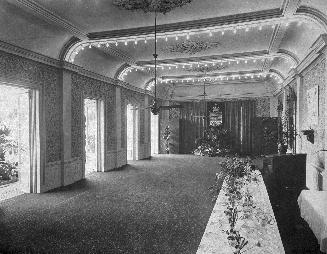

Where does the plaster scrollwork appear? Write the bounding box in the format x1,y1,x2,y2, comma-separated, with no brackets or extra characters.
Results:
166,40,221,55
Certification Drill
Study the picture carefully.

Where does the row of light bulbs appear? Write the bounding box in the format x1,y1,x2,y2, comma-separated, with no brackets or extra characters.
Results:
70,19,301,62
119,56,277,80
144,73,282,87
138,57,272,70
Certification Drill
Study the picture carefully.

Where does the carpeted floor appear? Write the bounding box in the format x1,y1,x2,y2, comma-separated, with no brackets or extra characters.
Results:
0,155,224,254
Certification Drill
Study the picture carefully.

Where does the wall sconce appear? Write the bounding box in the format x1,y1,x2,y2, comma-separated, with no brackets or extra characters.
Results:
301,129,314,144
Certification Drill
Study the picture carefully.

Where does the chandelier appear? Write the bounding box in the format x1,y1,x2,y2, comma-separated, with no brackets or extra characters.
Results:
113,0,193,114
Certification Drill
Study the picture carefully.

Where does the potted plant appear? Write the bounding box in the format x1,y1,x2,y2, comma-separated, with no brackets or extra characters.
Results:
163,125,171,154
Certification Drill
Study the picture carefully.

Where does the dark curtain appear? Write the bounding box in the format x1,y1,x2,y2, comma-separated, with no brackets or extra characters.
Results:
224,100,255,154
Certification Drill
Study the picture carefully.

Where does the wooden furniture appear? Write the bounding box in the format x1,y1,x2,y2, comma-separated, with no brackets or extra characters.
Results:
262,154,307,232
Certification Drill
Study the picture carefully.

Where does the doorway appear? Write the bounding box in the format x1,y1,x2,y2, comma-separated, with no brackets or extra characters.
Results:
151,113,159,155
0,84,39,199
126,104,138,161
84,99,104,175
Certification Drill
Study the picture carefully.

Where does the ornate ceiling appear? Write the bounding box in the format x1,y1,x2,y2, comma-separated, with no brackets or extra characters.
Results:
1,0,327,100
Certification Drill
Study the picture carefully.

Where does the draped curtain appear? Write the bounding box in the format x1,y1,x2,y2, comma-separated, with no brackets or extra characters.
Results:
224,100,255,154
29,89,40,193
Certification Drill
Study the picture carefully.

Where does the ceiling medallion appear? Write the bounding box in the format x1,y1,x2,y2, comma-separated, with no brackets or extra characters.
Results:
112,0,192,14
187,64,226,73
167,40,221,55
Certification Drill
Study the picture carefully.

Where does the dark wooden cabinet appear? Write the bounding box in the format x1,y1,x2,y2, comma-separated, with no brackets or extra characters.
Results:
261,154,307,232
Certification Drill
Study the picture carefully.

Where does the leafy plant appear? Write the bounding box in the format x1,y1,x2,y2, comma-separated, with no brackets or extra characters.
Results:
193,125,233,156
163,125,171,153
0,161,18,181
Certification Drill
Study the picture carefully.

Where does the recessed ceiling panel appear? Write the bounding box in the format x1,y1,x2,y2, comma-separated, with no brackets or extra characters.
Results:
32,0,283,32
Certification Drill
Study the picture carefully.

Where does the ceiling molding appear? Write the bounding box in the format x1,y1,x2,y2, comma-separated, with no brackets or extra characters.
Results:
62,61,151,95
10,0,88,39
97,45,136,65
162,70,263,79
137,50,270,66
59,37,81,61
0,38,150,95
115,63,131,80
88,9,283,40
276,34,327,93
269,68,285,79
0,39,60,67
10,0,137,64
264,0,300,71
282,0,301,16
295,6,327,32
277,49,299,64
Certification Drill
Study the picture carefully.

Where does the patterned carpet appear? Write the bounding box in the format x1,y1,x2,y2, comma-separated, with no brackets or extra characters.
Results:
0,155,224,254
0,155,323,254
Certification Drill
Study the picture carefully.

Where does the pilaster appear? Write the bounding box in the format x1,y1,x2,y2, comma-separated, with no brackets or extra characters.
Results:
115,87,122,166
61,69,72,186
269,96,278,117
295,73,304,153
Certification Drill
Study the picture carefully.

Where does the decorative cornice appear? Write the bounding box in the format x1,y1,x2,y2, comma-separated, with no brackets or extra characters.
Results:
115,63,131,79
269,68,285,80
277,49,300,65
136,50,281,66
11,0,87,39
62,62,151,95
97,45,136,65
0,39,59,67
296,34,327,73
59,37,81,61
0,39,150,96
88,9,283,40
282,0,301,17
296,6,327,32
277,34,327,92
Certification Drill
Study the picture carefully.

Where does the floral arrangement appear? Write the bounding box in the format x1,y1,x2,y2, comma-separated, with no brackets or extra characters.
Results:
209,156,271,253
193,125,232,157
112,0,193,14
166,40,221,55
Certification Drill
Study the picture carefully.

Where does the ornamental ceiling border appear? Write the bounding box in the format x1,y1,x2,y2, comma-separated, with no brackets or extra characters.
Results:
0,39,151,96
88,9,282,39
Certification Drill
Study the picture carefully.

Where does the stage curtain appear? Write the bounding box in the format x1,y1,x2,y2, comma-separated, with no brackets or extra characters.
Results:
224,100,255,154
